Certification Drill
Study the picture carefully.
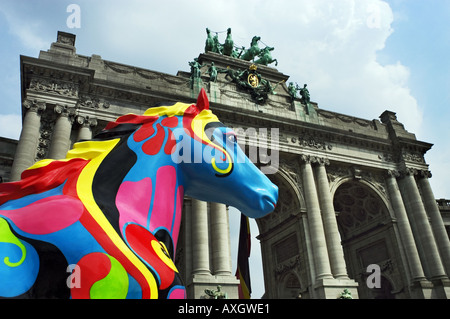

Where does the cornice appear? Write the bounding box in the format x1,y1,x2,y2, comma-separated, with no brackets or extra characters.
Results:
20,55,95,79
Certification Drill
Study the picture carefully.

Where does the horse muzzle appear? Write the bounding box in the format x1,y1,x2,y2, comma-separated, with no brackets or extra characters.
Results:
242,182,278,219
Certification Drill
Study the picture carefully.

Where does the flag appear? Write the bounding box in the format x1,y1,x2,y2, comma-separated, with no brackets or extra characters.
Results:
235,213,251,299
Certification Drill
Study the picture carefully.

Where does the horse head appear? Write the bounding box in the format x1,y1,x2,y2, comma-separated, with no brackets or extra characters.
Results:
177,89,278,218
251,36,261,46
106,88,278,219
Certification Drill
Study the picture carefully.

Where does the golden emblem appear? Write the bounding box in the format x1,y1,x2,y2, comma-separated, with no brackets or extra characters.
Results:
247,64,259,87
248,73,259,88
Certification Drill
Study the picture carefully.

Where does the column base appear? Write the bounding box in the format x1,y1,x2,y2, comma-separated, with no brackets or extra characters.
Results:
430,278,450,299
409,279,435,299
186,274,240,299
312,278,359,299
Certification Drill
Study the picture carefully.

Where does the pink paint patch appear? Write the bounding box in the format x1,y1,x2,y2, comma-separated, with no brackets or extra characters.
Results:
149,166,176,233
116,178,152,234
0,195,83,235
168,287,186,299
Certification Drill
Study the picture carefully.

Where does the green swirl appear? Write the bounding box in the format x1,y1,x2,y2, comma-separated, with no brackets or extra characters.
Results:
0,218,26,267
90,254,129,299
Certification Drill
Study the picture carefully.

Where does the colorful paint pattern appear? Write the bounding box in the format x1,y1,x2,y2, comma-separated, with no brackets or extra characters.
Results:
0,89,278,298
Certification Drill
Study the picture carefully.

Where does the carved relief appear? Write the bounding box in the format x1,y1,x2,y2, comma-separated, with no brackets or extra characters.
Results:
77,95,110,109
36,117,54,160
379,153,394,162
57,32,75,46
291,135,332,150
318,109,376,129
275,256,301,277
273,234,301,278
327,165,386,199
401,150,425,163
29,78,78,97
327,165,349,183
103,61,187,86
279,158,302,187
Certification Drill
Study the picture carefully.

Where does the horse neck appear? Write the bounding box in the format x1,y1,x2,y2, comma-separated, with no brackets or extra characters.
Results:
115,138,185,248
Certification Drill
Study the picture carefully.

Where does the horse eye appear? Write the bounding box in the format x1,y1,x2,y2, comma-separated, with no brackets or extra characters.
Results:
227,135,237,143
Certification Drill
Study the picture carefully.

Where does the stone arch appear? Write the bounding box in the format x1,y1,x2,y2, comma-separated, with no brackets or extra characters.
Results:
332,178,403,298
277,270,303,299
255,167,307,298
330,176,393,219
256,167,305,234
271,167,305,210
360,273,396,299
333,179,391,239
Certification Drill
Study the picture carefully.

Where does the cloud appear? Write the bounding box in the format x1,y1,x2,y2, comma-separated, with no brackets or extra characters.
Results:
265,0,421,133
0,2,50,52
71,0,420,133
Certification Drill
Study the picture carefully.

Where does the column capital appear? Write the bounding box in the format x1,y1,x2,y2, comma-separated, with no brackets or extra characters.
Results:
54,104,76,117
317,157,330,166
299,154,329,165
76,115,98,128
399,167,418,177
386,169,401,178
398,167,431,179
299,154,312,164
23,99,46,113
418,170,432,179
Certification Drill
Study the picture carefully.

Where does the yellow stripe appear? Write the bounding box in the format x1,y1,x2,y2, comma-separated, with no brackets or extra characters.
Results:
238,267,251,299
143,102,191,117
191,110,233,175
74,139,158,298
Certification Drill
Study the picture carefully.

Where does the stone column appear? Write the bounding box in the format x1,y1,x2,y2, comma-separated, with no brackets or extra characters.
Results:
48,105,75,159
417,171,450,275
210,202,232,276
300,155,333,280
191,199,211,275
10,100,46,181
386,171,426,282
76,115,97,142
398,169,447,280
314,160,348,279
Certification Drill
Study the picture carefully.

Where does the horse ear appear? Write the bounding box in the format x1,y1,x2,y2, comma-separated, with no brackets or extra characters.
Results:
196,88,209,111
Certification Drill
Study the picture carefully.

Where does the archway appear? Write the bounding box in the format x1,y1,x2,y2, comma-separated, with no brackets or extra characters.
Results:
278,271,303,299
333,180,397,299
255,167,307,298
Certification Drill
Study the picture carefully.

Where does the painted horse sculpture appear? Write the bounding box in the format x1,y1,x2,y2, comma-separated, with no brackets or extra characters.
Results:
0,89,278,299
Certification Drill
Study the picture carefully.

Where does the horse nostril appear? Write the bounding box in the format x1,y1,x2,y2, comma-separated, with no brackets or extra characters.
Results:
260,194,277,212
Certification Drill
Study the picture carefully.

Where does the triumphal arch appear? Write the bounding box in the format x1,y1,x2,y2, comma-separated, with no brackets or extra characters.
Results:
9,31,450,298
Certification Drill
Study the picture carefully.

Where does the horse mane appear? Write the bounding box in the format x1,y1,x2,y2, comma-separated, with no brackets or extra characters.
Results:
0,140,118,206
0,89,216,206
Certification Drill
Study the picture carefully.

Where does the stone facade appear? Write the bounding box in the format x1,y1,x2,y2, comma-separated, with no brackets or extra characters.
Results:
0,137,17,183
5,31,450,298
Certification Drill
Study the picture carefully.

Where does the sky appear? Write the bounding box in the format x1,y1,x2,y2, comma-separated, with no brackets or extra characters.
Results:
0,0,449,298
